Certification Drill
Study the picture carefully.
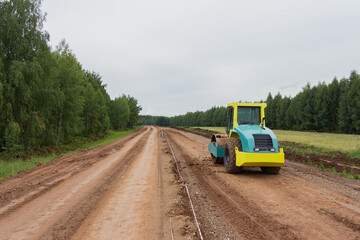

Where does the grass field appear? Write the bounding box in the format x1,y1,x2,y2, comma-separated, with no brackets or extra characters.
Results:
272,130,360,153
196,127,226,134
0,127,142,180
195,127,360,158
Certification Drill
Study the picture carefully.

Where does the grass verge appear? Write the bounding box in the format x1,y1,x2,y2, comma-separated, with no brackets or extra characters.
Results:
273,130,360,159
283,142,360,180
195,127,225,134
0,127,142,180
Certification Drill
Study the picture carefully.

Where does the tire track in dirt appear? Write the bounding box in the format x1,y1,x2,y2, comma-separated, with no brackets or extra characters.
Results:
71,127,200,240
166,129,297,240
0,127,152,240
0,126,200,240
2,126,359,239
0,128,145,218
165,128,360,240
41,128,154,239
71,127,160,239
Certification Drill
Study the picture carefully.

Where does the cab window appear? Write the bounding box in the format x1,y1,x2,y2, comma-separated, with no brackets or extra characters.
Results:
237,107,260,125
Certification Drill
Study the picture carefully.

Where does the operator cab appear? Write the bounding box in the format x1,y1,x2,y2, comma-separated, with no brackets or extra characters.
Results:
226,104,263,135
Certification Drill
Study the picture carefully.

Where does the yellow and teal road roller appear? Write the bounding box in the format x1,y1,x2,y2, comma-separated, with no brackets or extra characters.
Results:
208,103,284,174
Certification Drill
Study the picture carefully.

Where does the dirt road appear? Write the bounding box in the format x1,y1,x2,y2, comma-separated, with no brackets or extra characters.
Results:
0,126,194,240
0,126,359,239
165,128,360,240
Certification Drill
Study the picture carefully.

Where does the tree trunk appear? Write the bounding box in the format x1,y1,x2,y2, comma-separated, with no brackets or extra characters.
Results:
57,110,63,144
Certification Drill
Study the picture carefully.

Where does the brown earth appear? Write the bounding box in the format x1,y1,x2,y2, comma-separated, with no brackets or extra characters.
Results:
173,127,215,138
281,141,360,175
165,128,360,240
0,126,194,240
0,126,359,239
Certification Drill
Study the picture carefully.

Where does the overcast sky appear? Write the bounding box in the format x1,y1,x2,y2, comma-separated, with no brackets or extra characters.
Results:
42,0,360,116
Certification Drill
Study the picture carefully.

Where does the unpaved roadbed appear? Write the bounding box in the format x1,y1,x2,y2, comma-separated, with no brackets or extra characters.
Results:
0,126,359,239
0,127,194,239
165,128,360,240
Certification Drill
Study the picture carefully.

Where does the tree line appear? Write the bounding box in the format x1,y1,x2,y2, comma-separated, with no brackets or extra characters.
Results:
0,0,141,155
139,106,227,127
265,71,360,134
140,70,360,135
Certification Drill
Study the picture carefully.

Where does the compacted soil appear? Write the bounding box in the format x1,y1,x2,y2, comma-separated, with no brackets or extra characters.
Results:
0,126,359,239
0,126,194,240
165,128,360,240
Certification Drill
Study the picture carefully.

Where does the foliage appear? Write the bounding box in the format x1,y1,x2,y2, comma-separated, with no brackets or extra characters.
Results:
266,71,360,134
82,71,110,136
109,95,130,130
0,0,52,150
0,0,141,157
139,115,158,125
4,121,23,156
126,95,142,128
142,70,360,137
139,106,227,127
51,40,85,144
156,116,170,126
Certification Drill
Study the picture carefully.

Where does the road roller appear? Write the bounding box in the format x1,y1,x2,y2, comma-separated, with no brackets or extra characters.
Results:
208,103,284,174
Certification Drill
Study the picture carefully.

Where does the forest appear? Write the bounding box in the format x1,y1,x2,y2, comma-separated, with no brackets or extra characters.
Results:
0,0,141,155
265,72,360,134
140,70,360,135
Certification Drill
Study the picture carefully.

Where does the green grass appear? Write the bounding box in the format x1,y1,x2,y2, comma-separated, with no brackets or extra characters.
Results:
273,130,360,158
0,127,142,180
0,155,57,180
273,130,360,152
332,167,360,180
195,127,226,134
316,164,360,180
80,127,141,150
281,143,332,156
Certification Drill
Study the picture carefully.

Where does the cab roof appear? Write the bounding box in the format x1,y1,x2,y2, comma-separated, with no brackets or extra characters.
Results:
227,102,267,108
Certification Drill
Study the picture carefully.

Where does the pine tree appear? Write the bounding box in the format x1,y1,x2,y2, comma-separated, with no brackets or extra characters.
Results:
127,95,142,128
338,78,351,133
328,78,340,132
276,96,290,130
348,71,360,133
314,83,330,132
273,93,282,129
265,93,274,128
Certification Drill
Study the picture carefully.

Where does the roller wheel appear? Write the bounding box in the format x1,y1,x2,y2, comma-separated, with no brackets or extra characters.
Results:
210,135,226,164
224,138,243,173
261,167,281,174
